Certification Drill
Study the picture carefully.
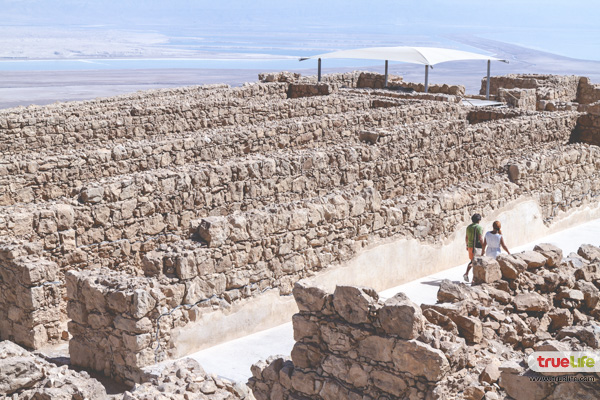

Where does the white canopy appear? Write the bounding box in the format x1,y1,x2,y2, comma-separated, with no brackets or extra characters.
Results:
299,46,508,98
299,46,506,65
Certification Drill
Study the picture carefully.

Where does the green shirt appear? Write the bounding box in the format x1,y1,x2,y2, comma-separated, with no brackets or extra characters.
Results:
466,223,483,248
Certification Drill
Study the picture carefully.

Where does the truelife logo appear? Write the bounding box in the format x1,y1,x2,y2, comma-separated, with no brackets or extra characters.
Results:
528,351,600,372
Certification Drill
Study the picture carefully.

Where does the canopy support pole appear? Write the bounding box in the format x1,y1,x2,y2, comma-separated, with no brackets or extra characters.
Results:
384,60,388,88
318,58,322,82
424,65,429,93
486,59,491,100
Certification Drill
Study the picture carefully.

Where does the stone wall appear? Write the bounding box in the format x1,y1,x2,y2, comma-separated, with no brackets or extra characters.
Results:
64,138,600,383
287,83,332,98
466,107,531,124
498,88,537,111
66,267,176,385
571,102,600,146
2,73,600,380
250,282,449,399
394,81,466,97
481,74,580,102
0,241,66,349
577,77,600,104
260,70,466,97
0,111,578,273
0,96,458,206
0,82,295,154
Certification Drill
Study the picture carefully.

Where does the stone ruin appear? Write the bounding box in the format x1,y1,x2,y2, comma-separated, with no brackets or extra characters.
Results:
250,243,600,400
1,70,600,397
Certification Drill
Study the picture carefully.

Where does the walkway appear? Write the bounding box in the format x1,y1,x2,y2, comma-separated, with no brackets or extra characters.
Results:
187,218,600,382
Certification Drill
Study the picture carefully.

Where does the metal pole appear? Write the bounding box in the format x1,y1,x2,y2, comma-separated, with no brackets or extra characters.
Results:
424,65,429,93
486,59,491,100
318,58,322,82
384,60,388,88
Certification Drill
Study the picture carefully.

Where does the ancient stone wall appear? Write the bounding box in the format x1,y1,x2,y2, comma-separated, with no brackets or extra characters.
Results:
0,111,578,273
393,81,466,97
287,83,332,98
250,282,448,400
0,242,66,349
577,77,600,104
0,96,457,206
0,82,310,154
2,74,600,383
481,74,580,102
498,88,537,111
63,137,600,384
466,107,531,124
66,267,171,384
571,102,600,146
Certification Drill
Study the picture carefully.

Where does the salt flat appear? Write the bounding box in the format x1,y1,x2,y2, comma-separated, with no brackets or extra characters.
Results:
187,217,600,383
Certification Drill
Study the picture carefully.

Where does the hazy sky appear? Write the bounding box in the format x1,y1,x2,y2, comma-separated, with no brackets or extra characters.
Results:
2,0,599,60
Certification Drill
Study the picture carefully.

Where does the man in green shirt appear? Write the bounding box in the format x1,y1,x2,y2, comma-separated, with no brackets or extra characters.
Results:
464,213,483,282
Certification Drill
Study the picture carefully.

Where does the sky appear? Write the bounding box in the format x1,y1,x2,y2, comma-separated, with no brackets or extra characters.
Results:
1,0,599,61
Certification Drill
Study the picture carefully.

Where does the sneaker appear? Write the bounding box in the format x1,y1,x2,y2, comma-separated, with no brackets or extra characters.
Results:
463,273,469,282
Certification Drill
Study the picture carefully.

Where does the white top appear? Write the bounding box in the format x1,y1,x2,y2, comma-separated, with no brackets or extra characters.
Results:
300,46,506,66
485,231,503,259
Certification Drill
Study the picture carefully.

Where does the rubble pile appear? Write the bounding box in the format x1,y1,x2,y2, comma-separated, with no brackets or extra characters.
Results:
250,243,600,400
0,340,252,399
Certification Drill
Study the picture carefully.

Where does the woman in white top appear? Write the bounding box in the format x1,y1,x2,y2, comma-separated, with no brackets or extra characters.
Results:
481,221,510,259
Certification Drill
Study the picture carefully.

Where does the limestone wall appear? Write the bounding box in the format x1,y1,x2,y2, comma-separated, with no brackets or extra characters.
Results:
481,74,580,102
577,77,600,104
0,112,578,273
466,107,531,124
3,84,374,154
2,74,600,374
498,88,537,111
62,138,600,383
0,242,66,349
249,283,449,400
571,103,600,146
0,97,460,206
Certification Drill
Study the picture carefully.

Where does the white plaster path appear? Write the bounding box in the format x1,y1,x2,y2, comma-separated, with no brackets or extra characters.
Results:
187,218,600,382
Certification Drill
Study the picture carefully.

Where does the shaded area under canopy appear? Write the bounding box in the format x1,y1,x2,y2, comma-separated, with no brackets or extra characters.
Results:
300,46,508,98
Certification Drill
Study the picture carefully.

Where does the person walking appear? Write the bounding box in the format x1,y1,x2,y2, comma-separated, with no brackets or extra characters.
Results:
481,220,510,259
464,213,483,282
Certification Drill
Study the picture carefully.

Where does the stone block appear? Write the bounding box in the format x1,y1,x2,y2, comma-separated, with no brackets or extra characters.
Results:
452,314,483,344
79,186,104,204
292,314,320,343
290,342,322,369
437,279,470,303
332,285,377,324
496,254,526,280
197,216,229,247
515,251,548,269
577,244,600,261
472,257,502,284
533,243,563,267
114,316,153,334
392,339,449,381
357,335,395,362
377,292,423,339
513,292,550,312
131,289,157,319
370,369,408,398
